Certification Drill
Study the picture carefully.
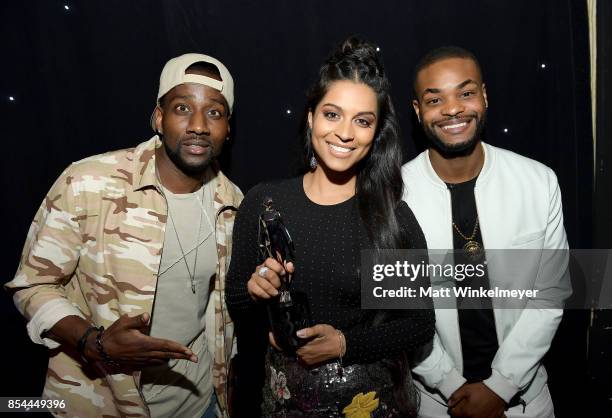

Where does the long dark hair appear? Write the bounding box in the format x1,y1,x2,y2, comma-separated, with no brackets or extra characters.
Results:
303,37,404,250
303,37,419,416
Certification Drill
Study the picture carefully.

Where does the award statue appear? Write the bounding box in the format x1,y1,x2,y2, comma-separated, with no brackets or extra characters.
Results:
258,197,311,354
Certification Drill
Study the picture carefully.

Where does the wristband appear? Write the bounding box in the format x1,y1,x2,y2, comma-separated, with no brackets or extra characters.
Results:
95,327,120,367
76,325,102,363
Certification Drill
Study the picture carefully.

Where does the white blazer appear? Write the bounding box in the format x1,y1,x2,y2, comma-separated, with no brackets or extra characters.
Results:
401,142,571,406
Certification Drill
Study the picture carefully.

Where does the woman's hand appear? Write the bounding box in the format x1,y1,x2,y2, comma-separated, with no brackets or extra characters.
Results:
294,324,345,366
247,258,294,301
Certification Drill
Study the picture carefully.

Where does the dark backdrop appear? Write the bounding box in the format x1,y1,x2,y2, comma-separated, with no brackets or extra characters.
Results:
1,1,604,416
592,0,612,413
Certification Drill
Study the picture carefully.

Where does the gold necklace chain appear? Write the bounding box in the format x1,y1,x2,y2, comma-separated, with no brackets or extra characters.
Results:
452,218,479,241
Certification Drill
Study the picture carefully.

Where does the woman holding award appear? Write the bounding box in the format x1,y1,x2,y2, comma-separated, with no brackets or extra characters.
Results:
226,37,434,417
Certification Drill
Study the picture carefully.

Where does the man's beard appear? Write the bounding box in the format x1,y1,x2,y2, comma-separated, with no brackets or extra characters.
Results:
162,136,216,175
423,111,486,158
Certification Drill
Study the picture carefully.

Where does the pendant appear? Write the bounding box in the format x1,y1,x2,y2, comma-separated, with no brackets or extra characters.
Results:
463,240,483,260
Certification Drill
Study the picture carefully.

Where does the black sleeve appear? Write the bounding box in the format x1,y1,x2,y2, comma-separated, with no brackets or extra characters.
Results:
225,184,265,316
226,184,269,415
342,309,435,364
342,201,435,365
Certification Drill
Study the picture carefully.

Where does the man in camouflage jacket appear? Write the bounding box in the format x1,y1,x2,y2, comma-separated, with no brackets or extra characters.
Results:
6,54,242,417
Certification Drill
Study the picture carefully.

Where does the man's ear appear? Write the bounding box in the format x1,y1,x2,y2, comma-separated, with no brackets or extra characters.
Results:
482,83,488,108
154,106,163,134
412,99,421,123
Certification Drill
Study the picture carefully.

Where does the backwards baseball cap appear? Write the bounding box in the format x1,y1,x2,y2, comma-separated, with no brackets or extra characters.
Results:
151,53,234,131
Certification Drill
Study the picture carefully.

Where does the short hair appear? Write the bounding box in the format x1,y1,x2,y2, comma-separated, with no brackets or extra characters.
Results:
185,61,221,79
413,46,483,96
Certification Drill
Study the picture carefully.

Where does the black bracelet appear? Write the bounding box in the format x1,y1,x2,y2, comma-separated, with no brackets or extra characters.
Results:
76,325,102,363
95,327,120,367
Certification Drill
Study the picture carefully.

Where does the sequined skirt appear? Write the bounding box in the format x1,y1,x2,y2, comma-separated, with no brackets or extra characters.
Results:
261,349,406,417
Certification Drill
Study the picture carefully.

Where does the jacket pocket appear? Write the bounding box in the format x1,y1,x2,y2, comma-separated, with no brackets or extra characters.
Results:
511,230,545,247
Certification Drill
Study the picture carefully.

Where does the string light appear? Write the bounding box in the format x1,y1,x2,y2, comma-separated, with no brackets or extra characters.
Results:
540,63,546,69
286,109,291,114
64,5,70,10
9,96,15,101
503,128,509,133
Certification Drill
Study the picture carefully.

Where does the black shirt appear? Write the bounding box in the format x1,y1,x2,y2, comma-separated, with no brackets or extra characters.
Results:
226,176,435,364
447,177,499,383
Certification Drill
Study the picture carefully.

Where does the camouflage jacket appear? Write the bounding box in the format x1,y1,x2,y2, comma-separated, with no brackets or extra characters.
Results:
6,136,242,417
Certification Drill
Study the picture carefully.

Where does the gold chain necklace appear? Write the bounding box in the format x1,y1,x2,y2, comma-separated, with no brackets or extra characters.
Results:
452,218,483,259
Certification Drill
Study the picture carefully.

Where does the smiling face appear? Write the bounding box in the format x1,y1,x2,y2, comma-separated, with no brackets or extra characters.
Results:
413,57,488,155
308,80,378,175
154,68,229,176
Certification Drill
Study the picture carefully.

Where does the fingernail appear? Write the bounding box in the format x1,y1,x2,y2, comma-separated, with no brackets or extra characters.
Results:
272,289,278,296
191,355,198,362
296,330,306,337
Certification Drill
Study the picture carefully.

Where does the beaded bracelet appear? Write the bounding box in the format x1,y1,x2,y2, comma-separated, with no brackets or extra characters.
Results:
336,330,346,377
95,327,120,367
76,325,102,363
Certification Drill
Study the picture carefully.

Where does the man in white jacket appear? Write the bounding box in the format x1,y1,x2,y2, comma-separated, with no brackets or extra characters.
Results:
402,46,571,418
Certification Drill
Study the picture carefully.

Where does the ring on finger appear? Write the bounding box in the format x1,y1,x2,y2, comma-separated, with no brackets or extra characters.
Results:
258,266,270,278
